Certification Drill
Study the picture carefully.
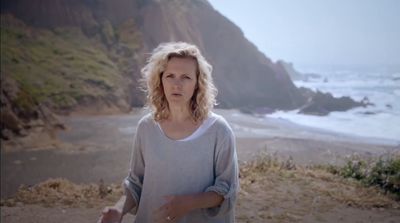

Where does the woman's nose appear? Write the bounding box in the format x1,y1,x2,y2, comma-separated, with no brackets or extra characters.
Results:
172,78,183,87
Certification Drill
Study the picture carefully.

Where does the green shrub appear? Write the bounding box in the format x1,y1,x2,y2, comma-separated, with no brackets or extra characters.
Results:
365,158,400,196
340,159,367,180
334,155,400,198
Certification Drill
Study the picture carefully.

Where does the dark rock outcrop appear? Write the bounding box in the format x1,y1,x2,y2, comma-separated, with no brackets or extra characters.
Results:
298,90,370,116
1,75,65,141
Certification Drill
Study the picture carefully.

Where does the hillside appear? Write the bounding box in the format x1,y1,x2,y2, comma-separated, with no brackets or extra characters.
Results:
0,0,365,143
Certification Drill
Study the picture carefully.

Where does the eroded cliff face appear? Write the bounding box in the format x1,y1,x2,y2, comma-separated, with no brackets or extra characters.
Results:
2,0,306,111
1,75,64,147
6,0,366,144
128,0,306,109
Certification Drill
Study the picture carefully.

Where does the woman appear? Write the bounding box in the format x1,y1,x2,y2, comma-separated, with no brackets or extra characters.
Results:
98,42,239,223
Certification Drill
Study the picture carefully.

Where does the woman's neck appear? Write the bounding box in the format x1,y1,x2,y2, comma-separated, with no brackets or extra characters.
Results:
168,104,193,123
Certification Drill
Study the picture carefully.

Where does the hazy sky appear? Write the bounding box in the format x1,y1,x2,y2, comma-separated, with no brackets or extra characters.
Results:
208,0,400,68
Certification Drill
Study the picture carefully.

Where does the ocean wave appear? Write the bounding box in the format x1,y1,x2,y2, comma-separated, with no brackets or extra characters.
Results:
392,73,400,79
268,110,400,142
287,68,400,141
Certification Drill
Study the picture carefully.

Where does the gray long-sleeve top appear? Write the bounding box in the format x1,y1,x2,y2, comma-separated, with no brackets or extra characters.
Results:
123,113,239,222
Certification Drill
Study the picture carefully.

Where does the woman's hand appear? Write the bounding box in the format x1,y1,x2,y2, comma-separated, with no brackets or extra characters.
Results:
97,206,123,223
154,195,192,223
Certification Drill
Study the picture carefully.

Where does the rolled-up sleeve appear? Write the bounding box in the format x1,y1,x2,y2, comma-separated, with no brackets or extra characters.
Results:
123,125,145,215
204,130,239,217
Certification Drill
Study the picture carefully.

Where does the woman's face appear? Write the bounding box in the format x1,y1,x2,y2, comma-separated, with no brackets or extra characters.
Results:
162,57,198,107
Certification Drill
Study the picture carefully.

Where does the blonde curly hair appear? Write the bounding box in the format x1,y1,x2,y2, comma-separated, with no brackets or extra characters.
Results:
141,42,217,122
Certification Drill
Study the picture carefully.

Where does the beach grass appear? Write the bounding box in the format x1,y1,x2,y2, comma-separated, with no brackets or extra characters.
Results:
2,153,399,222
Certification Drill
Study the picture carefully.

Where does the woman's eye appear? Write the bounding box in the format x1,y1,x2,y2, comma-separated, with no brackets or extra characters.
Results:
183,76,191,79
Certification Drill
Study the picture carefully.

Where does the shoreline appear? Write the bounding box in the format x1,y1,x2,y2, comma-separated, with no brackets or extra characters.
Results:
219,109,399,146
2,109,399,199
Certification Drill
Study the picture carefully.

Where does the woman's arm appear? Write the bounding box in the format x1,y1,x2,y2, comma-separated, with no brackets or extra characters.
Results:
114,192,137,216
98,192,137,223
100,120,145,223
154,191,223,222
186,191,224,210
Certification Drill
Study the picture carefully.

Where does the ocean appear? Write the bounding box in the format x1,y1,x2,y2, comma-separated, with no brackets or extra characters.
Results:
267,65,400,144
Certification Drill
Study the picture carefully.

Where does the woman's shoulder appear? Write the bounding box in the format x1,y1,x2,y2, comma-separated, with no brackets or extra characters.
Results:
138,113,154,124
209,112,234,136
136,113,156,131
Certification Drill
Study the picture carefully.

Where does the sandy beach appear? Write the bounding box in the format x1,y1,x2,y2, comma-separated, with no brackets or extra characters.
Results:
1,109,399,222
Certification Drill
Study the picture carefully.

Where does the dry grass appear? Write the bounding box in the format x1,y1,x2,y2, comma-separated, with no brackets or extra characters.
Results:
2,153,399,222
236,153,399,222
1,178,123,208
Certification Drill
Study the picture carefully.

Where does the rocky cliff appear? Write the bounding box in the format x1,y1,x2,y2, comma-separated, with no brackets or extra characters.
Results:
1,0,365,143
1,0,306,109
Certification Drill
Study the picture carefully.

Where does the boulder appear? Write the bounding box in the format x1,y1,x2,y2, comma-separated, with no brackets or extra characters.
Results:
298,90,369,116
